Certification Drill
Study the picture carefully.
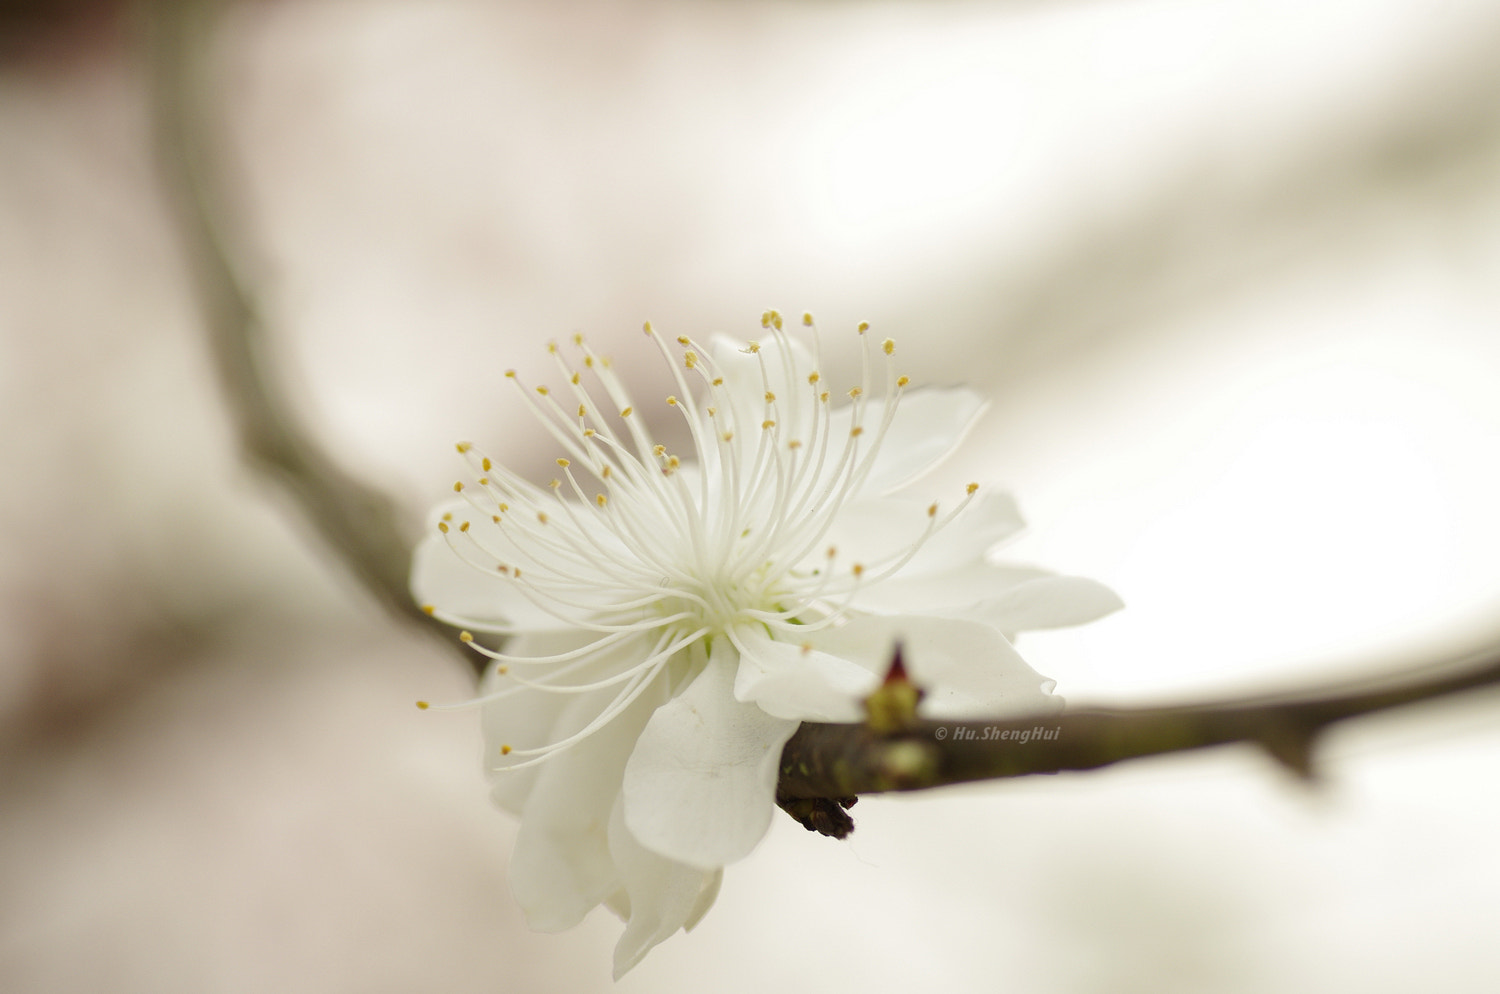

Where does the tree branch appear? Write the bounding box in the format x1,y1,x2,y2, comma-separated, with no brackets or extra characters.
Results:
777,644,1500,837
144,0,446,636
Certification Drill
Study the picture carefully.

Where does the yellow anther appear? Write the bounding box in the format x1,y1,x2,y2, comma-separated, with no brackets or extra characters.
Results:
459,521,470,533
601,356,612,368
578,404,587,417
572,332,584,345
546,341,558,354
897,375,910,388
620,406,633,418
601,466,612,479
722,431,734,442
707,407,717,418
498,666,509,675
685,351,698,369
712,377,724,386
643,321,654,334
416,701,430,710
808,371,820,384
513,567,522,579
764,391,776,403
459,631,474,643
667,396,678,406
497,565,509,575
653,444,666,457
421,604,435,616
477,477,488,486
536,385,549,396
762,420,776,430
442,512,453,521
500,744,512,756
677,336,691,345
802,312,814,326
772,312,784,330
548,479,561,489
537,512,549,524
850,426,864,437
584,356,594,368
857,321,870,333
453,481,464,493
801,642,813,655
788,439,802,449
504,370,517,379
667,456,680,469
571,372,581,385
481,457,492,471
498,503,509,512
557,458,570,468
761,311,773,328
491,515,500,523
852,563,865,578
820,391,830,403
928,503,938,518
745,341,761,354
826,546,837,558
849,386,863,399
596,494,607,507
583,429,596,438
456,441,473,453
882,338,895,355
966,482,979,495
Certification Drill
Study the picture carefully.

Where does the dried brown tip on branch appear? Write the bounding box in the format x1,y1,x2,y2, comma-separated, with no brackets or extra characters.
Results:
774,793,858,839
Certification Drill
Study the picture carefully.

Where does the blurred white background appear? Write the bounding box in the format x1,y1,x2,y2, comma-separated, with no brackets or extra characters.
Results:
3,0,1500,991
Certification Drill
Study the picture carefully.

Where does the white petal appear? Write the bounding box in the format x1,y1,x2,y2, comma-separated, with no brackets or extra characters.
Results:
682,869,722,931
807,614,1062,720
607,798,723,979
814,497,944,574
730,623,879,722
409,502,579,631
900,490,1026,573
503,634,669,932
623,639,799,869
964,574,1125,633
708,331,819,436
481,629,626,815
831,386,986,496
816,491,1028,579
603,886,629,920
409,525,510,623
600,860,722,933
850,562,1065,616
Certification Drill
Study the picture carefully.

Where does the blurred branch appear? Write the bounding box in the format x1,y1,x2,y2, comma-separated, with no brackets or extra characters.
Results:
777,644,1500,837
145,0,442,634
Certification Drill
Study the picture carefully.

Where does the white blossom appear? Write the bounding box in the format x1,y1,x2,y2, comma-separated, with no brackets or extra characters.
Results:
411,312,1121,976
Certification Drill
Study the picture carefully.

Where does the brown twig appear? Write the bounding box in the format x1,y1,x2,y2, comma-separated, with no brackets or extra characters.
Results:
777,645,1500,836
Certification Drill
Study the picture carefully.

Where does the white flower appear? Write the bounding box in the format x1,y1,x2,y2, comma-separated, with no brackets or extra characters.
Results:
412,312,1120,976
